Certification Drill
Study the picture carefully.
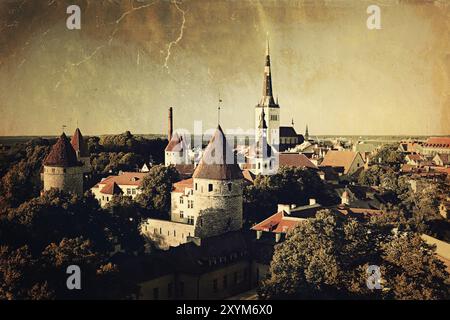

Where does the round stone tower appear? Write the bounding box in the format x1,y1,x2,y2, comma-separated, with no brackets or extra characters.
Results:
192,125,243,238
43,132,84,196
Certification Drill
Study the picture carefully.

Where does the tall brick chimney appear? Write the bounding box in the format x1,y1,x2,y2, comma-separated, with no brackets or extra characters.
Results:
168,107,173,141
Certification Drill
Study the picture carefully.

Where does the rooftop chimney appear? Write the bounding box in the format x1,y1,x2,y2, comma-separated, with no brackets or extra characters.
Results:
168,107,173,141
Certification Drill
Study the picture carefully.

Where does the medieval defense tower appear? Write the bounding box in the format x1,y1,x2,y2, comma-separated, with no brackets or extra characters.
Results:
192,125,243,238
42,132,84,196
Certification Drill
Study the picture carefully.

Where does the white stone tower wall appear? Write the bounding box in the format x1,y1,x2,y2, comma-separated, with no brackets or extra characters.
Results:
43,166,84,196
192,178,243,238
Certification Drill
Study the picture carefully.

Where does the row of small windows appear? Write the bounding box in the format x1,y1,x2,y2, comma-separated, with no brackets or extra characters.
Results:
194,183,233,193
126,188,137,195
269,115,278,121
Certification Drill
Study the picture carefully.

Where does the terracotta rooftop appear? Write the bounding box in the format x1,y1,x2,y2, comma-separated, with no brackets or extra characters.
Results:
279,153,318,169
71,128,89,157
96,172,148,187
425,137,450,147
320,150,360,174
43,133,79,167
193,125,243,180
172,178,193,193
165,132,188,152
100,182,123,195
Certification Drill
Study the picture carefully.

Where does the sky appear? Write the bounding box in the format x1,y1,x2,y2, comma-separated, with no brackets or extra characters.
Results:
0,0,449,136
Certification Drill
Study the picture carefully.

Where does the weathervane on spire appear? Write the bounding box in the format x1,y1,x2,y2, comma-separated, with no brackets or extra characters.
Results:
217,92,223,125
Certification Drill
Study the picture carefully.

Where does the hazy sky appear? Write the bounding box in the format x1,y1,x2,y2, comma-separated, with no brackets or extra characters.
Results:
0,0,449,136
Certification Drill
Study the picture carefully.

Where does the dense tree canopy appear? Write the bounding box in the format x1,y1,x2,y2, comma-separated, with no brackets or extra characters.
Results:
371,144,404,166
244,167,339,225
259,210,449,300
0,189,143,299
136,165,180,218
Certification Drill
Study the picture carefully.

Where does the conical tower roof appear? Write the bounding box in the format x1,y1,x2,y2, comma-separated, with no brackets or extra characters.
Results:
71,128,89,157
43,133,79,167
193,125,243,180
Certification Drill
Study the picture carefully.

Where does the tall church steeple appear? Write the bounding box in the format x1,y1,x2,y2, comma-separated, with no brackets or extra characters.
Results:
254,33,280,148
262,34,276,107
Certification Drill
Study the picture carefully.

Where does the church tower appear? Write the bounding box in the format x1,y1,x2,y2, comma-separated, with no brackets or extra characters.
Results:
255,36,280,148
192,125,243,238
70,127,91,173
43,132,84,196
252,108,276,175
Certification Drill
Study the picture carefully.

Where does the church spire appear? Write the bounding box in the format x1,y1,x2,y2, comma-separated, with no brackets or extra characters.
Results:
305,124,309,140
262,33,275,106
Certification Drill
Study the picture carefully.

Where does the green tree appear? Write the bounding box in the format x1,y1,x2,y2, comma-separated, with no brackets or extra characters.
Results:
104,195,145,254
135,165,180,217
259,210,449,300
244,167,339,225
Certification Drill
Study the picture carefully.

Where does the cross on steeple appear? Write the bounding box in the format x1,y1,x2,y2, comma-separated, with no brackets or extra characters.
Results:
217,93,223,125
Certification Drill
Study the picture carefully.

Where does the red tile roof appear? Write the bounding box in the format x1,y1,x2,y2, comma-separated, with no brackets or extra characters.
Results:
320,151,360,174
43,133,79,167
98,172,148,187
424,137,450,148
193,125,243,180
172,178,193,193
100,182,123,195
251,211,302,233
71,128,89,157
165,132,187,152
279,153,317,169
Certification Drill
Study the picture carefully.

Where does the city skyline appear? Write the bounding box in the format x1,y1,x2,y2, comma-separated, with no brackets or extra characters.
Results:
0,0,449,136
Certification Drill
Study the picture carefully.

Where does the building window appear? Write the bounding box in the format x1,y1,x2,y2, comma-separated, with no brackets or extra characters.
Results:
132,189,136,195
227,183,232,192
223,275,228,289
213,279,218,293
208,184,213,192
180,212,184,219
195,183,198,191
106,197,109,201
173,230,176,237
168,283,173,299
180,197,184,204
187,216,194,225
160,228,162,234
127,188,131,195
153,288,159,300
